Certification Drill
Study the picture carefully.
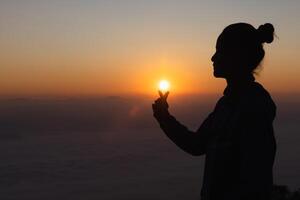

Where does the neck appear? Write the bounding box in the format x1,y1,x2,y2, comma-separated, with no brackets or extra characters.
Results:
225,73,255,87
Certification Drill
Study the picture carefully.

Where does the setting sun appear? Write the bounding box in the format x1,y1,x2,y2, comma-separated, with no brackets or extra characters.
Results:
158,80,170,92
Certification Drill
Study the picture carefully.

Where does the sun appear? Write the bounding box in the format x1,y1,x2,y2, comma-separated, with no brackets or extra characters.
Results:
158,80,170,92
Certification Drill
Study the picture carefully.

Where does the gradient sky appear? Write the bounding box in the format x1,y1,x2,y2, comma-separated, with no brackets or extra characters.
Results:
0,0,299,97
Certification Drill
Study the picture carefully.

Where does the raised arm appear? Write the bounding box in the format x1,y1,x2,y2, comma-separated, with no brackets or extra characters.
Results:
152,91,213,156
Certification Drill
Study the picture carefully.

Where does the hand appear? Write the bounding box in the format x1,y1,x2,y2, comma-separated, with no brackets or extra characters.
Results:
152,90,170,120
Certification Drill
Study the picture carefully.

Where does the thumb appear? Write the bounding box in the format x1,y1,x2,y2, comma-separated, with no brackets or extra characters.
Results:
164,91,169,100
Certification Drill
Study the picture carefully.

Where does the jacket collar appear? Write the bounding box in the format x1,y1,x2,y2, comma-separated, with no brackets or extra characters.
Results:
223,74,255,97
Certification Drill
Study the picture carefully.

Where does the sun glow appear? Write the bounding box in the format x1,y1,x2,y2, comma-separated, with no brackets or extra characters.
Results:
158,80,170,92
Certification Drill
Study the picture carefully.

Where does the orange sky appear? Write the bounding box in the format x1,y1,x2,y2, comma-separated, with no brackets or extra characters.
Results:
0,1,299,97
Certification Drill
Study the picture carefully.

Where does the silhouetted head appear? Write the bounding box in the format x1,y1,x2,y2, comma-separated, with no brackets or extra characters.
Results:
211,23,275,79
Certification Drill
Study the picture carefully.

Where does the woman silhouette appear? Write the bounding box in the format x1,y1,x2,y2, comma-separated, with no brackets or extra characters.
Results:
152,23,276,200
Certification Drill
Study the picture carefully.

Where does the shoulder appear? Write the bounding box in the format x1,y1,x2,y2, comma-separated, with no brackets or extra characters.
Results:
247,82,275,106
241,82,276,119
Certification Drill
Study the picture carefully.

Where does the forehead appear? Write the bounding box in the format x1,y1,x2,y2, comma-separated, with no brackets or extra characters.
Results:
216,33,230,50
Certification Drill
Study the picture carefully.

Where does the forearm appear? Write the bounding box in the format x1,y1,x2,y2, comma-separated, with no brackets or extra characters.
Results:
155,113,206,156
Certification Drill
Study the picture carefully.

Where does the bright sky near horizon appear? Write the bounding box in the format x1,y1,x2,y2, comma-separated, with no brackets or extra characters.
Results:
0,0,299,97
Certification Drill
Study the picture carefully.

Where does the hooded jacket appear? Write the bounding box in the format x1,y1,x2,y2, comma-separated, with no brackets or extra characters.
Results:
155,78,276,200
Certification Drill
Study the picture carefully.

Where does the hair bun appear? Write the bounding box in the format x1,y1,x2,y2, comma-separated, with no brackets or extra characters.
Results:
257,23,274,44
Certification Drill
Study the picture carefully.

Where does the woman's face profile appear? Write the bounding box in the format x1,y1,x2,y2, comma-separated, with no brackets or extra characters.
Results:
211,33,241,79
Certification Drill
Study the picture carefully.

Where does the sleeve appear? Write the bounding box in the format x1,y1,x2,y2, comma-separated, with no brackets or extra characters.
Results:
234,104,276,200
156,112,214,156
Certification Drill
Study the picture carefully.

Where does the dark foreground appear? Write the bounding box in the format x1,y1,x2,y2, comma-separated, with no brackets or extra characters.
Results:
0,95,299,199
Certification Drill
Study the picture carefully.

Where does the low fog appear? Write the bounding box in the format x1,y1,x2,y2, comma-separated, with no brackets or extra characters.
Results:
0,94,299,199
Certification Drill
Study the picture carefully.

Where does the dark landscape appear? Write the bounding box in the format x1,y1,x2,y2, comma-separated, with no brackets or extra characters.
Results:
1,94,299,199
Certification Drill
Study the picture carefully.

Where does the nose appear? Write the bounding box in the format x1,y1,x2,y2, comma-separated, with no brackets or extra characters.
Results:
211,52,216,62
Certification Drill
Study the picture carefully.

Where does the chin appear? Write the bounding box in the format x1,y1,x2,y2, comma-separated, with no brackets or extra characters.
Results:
213,71,225,78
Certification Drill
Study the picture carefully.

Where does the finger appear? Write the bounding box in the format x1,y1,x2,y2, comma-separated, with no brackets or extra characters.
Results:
153,102,160,107
164,91,169,100
158,90,164,98
152,103,158,110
